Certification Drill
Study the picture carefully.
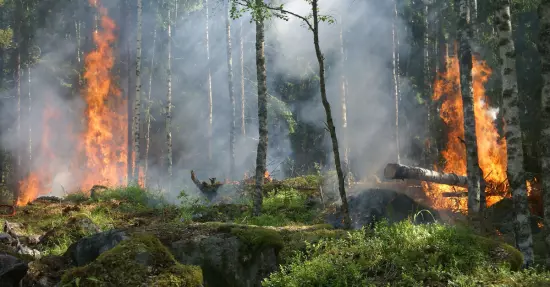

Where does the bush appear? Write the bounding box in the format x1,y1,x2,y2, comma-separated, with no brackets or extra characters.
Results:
263,221,550,287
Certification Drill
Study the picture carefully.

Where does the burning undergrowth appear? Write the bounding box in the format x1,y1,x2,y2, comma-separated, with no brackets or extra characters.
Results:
17,0,128,205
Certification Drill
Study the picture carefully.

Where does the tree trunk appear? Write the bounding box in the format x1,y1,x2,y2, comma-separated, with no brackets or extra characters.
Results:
166,7,173,192
225,0,236,179
422,0,433,168
240,19,246,136
496,0,534,267
537,0,550,268
470,0,478,40
392,0,400,164
144,13,157,188
27,63,31,169
253,0,268,216
131,0,143,186
457,0,482,215
125,0,133,185
205,0,213,161
339,14,351,185
384,163,468,186
311,0,351,229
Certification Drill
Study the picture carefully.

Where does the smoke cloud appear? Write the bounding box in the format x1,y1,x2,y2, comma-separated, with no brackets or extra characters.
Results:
0,0,415,203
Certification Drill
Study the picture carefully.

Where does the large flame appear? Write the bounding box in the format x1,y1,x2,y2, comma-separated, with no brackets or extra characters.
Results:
17,0,127,205
424,53,508,211
78,0,127,191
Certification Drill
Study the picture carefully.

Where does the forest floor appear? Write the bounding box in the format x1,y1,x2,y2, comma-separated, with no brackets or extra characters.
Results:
0,176,549,286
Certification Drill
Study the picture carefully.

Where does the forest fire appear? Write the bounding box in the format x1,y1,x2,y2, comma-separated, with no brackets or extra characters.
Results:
17,0,127,205
423,54,508,211
78,0,127,191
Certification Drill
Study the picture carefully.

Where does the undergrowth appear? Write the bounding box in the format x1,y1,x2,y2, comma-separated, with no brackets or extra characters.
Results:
178,187,323,227
263,221,550,287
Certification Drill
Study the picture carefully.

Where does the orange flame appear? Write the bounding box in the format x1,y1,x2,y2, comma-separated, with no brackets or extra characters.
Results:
424,52,508,211
17,106,59,205
17,0,126,205
78,0,127,191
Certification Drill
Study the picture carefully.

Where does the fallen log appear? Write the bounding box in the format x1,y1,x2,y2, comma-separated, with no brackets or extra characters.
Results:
384,163,468,187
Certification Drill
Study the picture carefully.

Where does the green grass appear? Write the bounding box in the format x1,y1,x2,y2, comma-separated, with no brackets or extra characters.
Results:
263,221,550,287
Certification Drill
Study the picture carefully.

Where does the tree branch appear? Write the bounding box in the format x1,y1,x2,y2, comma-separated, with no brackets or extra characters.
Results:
233,0,314,31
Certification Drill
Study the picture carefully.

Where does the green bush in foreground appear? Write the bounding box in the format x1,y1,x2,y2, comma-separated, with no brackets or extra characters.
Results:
263,221,550,287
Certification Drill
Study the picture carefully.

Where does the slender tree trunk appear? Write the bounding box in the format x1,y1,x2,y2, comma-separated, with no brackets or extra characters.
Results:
422,0,432,167
338,15,351,185
76,20,81,64
144,18,157,188
470,0,478,40
311,0,351,229
27,63,31,168
240,19,246,136
457,0,482,216
166,7,173,192
496,0,534,268
132,0,143,185
392,0,400,164
126,0,133,185
253,0,268,216
205,0,213,161
537,0,550,268
225,0,236,179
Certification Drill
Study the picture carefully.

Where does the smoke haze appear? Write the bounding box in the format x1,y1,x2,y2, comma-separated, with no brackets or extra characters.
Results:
0,0,416,202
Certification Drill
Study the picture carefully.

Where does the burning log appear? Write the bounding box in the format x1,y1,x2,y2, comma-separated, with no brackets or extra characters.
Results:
191,170,223,201
384,163,468,187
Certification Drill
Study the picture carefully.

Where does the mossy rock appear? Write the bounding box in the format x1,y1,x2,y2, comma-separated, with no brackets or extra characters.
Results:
145,222,342,287
474,235,524,271
60,234,202,287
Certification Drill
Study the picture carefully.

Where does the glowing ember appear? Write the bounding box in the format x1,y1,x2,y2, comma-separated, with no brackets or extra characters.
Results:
17,0,127,205
423,53,508,211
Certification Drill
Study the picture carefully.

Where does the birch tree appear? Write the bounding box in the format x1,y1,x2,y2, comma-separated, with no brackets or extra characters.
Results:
144,7,158,188
537,0,550,268
205,0,213,161
392,0,400,164
230,0,269,215
225,0,236,179
456,0,482,216
166,4,173,191
132,0,143,185
240,19,246,136
496,0,534,267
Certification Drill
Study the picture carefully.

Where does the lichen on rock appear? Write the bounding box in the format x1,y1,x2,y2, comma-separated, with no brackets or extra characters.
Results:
60,234,202,287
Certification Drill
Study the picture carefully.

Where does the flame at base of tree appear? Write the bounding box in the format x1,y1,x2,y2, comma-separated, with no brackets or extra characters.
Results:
17,0,130,205
423,54,508,211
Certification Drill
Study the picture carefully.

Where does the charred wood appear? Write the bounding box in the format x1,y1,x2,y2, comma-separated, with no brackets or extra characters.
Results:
384,163,468,187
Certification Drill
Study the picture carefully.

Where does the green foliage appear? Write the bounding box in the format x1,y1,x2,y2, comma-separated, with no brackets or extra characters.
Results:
60,234,203,287
263,221,547,287
268,95,297,133
91,185,167,211
237,188,322,227
64,191,90,204
0,28,12,49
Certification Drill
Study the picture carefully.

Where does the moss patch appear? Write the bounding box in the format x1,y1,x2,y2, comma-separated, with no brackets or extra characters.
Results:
229,225,284,255
263,221,543,287
60,234,202,286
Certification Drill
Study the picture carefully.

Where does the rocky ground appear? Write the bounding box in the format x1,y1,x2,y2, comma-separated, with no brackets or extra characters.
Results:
0,177,548,286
